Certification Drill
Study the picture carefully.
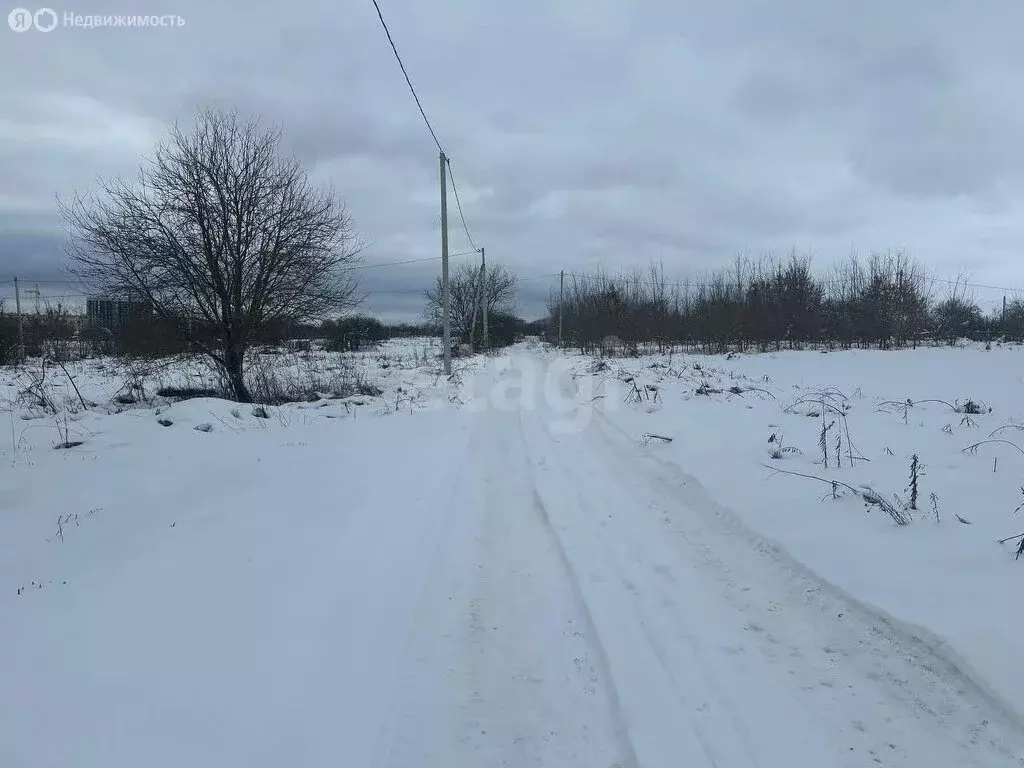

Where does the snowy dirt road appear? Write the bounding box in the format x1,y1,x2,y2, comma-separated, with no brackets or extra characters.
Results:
381,352,1024,768
5,351,1024,767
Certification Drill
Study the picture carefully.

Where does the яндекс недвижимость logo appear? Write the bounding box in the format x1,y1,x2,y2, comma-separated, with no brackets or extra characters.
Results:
7,7,183,31
8,7,58,32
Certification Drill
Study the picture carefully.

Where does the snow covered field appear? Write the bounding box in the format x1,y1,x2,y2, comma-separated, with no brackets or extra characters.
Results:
3,338,1024,766
577,342,1024,723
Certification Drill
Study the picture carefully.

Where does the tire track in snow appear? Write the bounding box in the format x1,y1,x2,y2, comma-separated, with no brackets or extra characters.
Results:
374,394,633,767
587,403,1024,765
514,350,1024,767
368,416,481,767
532,421,773,765
457,409,635,766
527,485,641,768
523,408,769,768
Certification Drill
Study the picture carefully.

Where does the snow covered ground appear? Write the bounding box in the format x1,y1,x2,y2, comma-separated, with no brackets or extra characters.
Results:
0,337,467,450
574,342,1024,728
3,339,1024,766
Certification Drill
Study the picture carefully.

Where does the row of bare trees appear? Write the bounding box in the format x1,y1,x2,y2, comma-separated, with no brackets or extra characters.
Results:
548,251,1015,354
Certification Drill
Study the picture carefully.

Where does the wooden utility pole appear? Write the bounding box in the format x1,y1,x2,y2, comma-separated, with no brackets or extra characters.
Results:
469,262,482,350
481,246,488,353
558,269,564,347
440,151,451,375
1003,295,1007,332
14,277,24,363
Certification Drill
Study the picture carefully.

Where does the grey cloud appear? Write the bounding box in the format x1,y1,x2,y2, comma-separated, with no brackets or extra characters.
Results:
848,80,1024,200
0,227,68,280
2,0,1024,318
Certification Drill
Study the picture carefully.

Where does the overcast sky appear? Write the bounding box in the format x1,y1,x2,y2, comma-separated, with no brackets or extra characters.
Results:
4,0,1024,319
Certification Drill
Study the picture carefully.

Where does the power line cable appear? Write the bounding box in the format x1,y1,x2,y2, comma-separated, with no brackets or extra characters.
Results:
369,0,443,154
365,271,559,296
369,1,481,254
351,250,479,271
445,158,478,251
365,287,432,295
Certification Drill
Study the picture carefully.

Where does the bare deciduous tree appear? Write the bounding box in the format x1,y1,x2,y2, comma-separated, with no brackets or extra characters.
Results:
63,108,362,401
424,262,517,348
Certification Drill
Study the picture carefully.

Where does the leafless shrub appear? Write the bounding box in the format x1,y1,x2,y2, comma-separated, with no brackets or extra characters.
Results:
878,398,914,424
155,384,223,401
724,384,775,400
695,381,722,396
9,359,91,449
962,439,1024,458
877,398,987,426
18,360,57,414
762,464,911,525
1013,487,1024,516
357,381,384,397
114,354,193,406
767,429,801,460
998,531,1024,560
245,351,368,405
818,417,835,468
55,513,73,542
907,454,923,510
955,399,989,415
624,376,659,404
786,389,867,466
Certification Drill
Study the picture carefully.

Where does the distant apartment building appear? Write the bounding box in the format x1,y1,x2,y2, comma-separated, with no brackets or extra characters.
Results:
86,297,149,330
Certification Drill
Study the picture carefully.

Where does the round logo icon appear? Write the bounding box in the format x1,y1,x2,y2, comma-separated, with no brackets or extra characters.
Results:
8,7,33,31
34,7,57,31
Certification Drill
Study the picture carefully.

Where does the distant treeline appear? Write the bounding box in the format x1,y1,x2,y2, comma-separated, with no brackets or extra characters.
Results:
0,309,445,363
0,305,545,363
544,251,1024,354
